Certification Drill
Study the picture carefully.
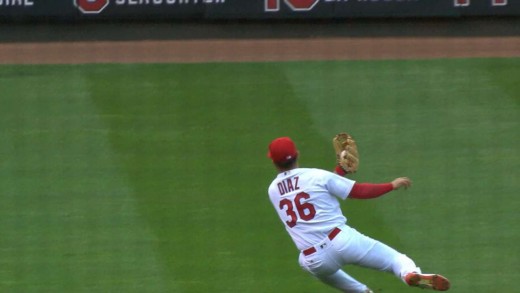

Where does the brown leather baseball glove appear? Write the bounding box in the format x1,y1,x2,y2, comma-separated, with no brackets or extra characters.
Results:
332,133,359,174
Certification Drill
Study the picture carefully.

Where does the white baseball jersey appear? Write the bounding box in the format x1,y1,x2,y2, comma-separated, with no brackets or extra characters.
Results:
268,168,355,250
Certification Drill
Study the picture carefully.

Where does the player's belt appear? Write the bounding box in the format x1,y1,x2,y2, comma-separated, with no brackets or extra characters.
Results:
302,227,341,256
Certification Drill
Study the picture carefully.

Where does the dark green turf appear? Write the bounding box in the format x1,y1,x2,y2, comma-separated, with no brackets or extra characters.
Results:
0,58,518,292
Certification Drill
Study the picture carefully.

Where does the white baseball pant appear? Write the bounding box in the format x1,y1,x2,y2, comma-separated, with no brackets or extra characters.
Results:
298,225,420,293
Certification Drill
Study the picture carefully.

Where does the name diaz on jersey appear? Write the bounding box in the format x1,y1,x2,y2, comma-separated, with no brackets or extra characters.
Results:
277,176,300,195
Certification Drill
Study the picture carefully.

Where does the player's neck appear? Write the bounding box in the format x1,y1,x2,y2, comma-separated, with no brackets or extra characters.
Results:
277,164,299,173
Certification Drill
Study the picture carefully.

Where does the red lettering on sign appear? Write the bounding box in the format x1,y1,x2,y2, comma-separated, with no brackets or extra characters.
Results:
75,0,109,14
266,0,319,12
286,0,319,10
266,0,279,11
454,0,469,6
492,0,507,6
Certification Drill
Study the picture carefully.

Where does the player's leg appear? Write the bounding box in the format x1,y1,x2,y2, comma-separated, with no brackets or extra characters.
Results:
357,240,419,280
316,269,373,293
334,226,450,290
299,249,372,293
332,225,418,279
355,241,450,291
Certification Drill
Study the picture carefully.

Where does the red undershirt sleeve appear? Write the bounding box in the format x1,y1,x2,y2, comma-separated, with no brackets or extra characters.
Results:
348,183,394,199
334,165,347,176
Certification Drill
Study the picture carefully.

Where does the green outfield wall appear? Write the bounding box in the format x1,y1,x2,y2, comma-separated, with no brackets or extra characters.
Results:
0,0,518,21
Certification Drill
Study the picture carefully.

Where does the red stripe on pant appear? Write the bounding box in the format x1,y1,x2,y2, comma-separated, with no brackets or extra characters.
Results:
302,227,341,256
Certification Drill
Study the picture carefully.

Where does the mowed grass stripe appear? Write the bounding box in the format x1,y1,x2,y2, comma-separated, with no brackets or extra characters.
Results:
0,66,171,292
85,63,332,292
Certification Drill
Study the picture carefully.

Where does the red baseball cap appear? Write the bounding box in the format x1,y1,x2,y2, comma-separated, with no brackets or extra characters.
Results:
268,137,298,164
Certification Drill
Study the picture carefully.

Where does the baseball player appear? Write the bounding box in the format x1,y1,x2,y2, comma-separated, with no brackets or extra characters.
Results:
267,137,450,292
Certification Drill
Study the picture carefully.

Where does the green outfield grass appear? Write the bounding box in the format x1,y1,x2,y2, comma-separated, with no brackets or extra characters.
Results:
0,58,518,292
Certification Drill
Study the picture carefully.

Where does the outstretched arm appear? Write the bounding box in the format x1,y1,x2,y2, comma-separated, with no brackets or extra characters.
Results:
348,177,412,199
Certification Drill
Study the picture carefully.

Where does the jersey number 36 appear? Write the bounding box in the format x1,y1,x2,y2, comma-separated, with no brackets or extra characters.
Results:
279,192,317,228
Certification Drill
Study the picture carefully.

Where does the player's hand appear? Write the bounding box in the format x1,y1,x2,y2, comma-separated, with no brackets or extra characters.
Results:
391,177,412,190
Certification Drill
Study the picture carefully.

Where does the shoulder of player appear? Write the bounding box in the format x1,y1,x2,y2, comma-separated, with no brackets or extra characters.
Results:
301,167,335,176
297,168,341,183
297,167,328,173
